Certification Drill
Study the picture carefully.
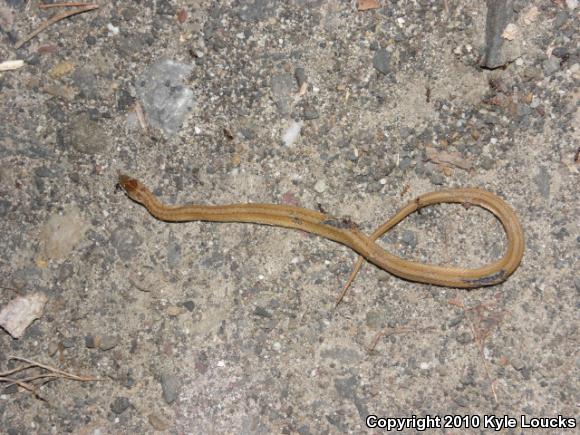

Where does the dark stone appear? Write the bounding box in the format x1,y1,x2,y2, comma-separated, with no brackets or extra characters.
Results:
294,67,307,87
110,397,131,414
26,53,40,65
161,373,181,404
116,89,135,112
554,11,569,28
182,300,195,311
372,49,391,75
85,335,97,348
400,230,418,248
552,46,569,59
0,199,11,217
253,306,272,318
430,172,445,185
303,105,319,120
480,0,514,68
62,338,75,349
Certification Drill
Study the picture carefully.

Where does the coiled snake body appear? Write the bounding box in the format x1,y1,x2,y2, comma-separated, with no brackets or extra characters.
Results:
118,174,524,302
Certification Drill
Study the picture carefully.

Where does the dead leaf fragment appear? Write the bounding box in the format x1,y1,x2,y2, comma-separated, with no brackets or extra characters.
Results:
357,0,380,11
43,83,77,101
37,44,58,55
148,413,171,431
425,146,474,171
522,6,539,25
501,23,518,41
49,61,75,79
166,306,182,317
0,293,48,339
177,8,187,23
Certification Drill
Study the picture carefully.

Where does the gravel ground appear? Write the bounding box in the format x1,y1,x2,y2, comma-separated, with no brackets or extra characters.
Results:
0,1,578,434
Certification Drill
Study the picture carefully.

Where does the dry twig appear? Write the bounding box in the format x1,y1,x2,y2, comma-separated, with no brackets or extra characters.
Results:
448,296,506,402
39,2,95,8
15,4,99,49
0,356,99,400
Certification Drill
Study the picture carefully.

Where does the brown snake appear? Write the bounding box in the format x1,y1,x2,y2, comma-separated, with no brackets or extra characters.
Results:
118,174,524,304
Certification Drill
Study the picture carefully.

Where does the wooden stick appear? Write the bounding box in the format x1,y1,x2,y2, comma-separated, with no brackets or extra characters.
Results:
15,4,99,49
0,364,35,377
8,356,99,381
39,2,95,8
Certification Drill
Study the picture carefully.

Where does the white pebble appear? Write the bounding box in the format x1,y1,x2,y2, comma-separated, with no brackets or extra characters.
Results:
282,121,303,147
314,179,327,193
107,23,120,36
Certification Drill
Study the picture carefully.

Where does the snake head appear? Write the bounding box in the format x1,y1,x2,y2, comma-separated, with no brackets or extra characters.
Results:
118,174,148,204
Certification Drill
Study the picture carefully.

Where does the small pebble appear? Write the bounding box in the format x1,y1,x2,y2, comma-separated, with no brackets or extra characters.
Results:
182,300,195,311
373,48,391,75
98,335,118,351
48,341,59,356
85,335,98,349
480,155,494,170
294,67,307,87
430,172,445,185
61,338,75,349
0,199,11,218
400,230,417,248
303,105,319,120
110,397,131,414
282,121,303,146
148,413,171,431
511,357,526,371
314,179,327,193
253,306,272,318
161,373,181,404
552,46,569,59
